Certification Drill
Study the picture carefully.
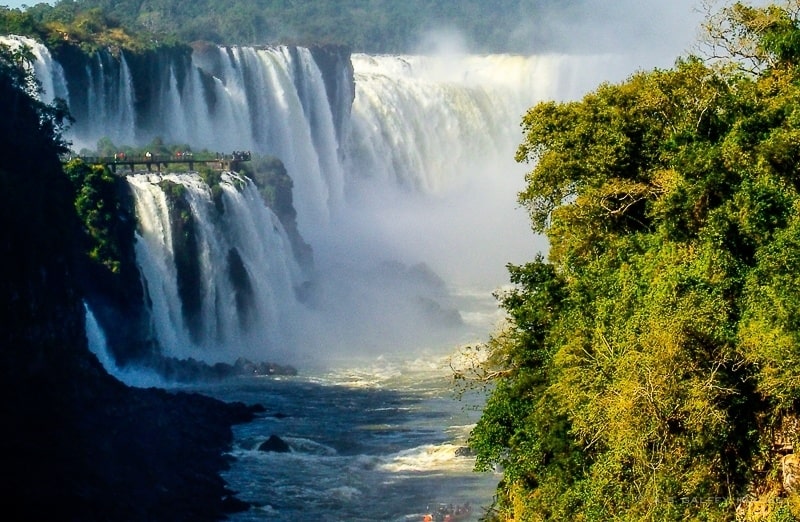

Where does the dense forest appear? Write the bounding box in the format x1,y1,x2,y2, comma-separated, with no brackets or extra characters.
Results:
458,2,800,520
2,0,629,53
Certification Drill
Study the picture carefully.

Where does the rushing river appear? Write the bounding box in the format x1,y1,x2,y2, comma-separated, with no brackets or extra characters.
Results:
187,354,498,522
86,291,501,522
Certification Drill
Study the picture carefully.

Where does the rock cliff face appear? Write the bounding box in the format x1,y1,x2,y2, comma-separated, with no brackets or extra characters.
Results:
308,44,355,142
0,52,256,521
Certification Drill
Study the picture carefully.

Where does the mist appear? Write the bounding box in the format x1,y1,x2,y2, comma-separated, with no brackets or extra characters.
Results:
286,50,670,364
277,1,711,365
522,1,701,56
19,0,713,367
416,0,707,67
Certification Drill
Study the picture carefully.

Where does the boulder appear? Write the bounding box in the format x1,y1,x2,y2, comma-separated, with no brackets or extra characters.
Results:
258,434,291,453
454,446,475,457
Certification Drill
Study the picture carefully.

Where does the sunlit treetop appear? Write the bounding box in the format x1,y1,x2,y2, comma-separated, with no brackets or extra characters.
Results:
467,2,800,520
701,0,800,73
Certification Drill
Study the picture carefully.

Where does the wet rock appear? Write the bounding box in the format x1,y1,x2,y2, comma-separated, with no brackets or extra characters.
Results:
454,446,475,457
143,354,298,382
258,434,291,453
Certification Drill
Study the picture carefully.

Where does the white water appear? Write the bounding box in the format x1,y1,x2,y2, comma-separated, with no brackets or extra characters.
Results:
189,46,346,229
0,34,68,104
84,301,163,387
82,52,137,145
3,34,645,364
190,353,498,522
329,52,632,292
128,172,303,362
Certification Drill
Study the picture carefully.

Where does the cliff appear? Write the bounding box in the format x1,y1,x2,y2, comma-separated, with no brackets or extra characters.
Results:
0,47,256,521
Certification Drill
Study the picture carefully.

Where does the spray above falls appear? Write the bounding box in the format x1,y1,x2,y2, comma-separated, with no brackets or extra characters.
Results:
8,34,636,366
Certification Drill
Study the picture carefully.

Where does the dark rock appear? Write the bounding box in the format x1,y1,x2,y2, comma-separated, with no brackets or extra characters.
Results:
140,354,298,383
249,403,267,414
455,446,475,457
0,55,253,521
221,492,251,514
258,434,291,453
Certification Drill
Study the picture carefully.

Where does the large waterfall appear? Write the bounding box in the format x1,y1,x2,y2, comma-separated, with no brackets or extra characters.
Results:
6,34,634,365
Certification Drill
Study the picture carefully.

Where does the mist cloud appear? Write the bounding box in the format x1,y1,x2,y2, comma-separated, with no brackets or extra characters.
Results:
524,0,704,65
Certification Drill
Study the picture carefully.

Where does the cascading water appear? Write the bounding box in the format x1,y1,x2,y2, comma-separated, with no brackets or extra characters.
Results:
191,45,347,228
80,51,137,145
0,34,69,105
5,33,636,363
128,172,303,362
345,52,625,191
327,52,633,293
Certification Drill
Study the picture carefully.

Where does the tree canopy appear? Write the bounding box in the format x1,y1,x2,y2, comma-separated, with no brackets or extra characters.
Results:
464,2,800,520
2,0,592,53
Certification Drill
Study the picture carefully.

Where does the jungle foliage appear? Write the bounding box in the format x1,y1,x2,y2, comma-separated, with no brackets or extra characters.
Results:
64,159,134,274
0,3,174,53
462,2,800,520
3,0,573,53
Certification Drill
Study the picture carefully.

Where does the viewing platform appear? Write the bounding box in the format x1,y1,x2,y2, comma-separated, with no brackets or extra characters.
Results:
77,151,252,173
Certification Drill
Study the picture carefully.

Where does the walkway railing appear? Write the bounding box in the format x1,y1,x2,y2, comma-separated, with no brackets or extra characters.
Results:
75,151,252,173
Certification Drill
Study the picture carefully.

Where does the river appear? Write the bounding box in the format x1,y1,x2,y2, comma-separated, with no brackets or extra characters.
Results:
195,354,498,522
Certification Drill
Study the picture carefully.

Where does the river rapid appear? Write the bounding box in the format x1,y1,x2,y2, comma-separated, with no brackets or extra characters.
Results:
189,354,498,522
86,289,502,522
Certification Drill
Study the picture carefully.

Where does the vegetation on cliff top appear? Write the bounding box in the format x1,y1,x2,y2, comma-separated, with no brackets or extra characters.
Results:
4,0,593,53
0,3,179,53
459,2,800,520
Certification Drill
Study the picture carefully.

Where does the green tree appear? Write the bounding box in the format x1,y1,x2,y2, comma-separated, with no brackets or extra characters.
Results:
64,159,132,273
468,2,800,520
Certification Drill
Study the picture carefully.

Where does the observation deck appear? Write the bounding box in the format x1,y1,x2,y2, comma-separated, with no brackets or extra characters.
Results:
76,151,252,173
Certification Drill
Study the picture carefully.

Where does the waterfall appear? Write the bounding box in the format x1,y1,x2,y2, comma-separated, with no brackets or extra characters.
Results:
197,45,344,229
128,172,303,362
84,301,119,372
80,51,137,145
5,36,629,235
84,302,162,387
345,52,628,192
317,52,631,291
0,34,68,104
8,35,637,362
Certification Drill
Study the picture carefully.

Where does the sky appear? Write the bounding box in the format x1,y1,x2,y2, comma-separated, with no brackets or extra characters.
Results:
2,1,55,8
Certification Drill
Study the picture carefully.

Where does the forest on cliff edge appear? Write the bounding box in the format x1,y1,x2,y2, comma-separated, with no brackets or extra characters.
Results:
458,2,800,520
4,0,618,53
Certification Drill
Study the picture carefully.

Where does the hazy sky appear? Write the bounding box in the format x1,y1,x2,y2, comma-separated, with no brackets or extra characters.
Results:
2,1,55,9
